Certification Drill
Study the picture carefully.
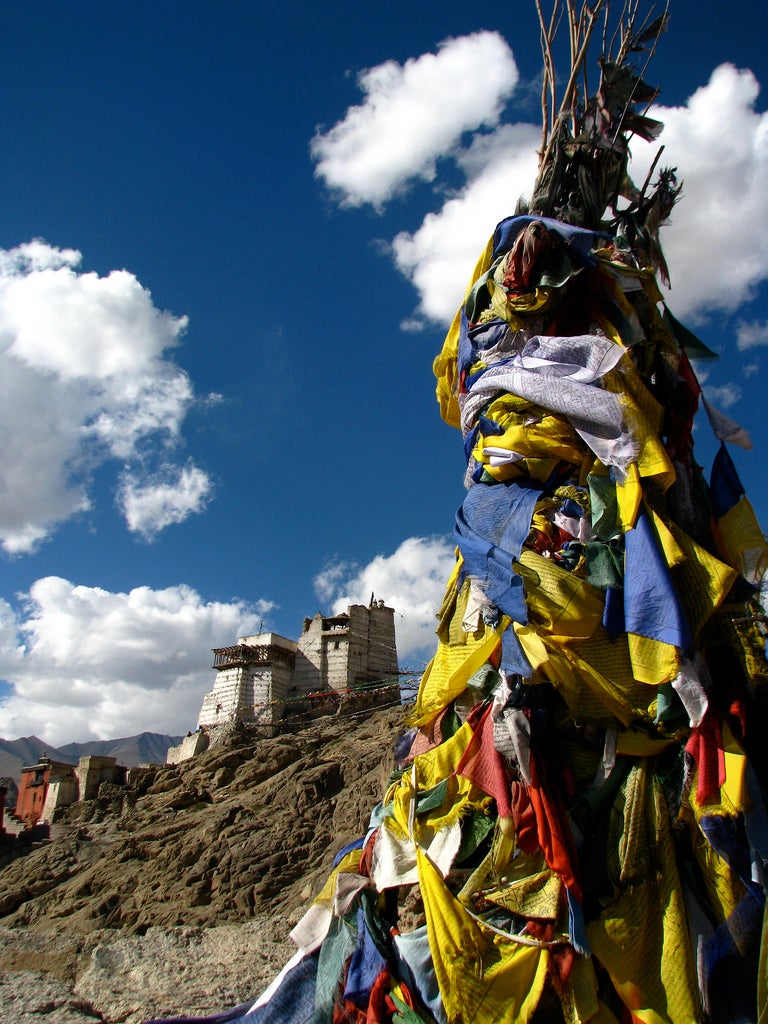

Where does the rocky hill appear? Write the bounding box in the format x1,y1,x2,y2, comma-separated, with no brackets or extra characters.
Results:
0,703,407,1024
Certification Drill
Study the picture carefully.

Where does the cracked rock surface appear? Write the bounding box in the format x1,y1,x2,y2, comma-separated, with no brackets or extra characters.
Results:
0,705,406,1023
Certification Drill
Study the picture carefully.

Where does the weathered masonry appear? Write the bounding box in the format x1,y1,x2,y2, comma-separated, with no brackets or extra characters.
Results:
293,601,399,695
198,632,298,731
188,599,399,743
11,754,128,829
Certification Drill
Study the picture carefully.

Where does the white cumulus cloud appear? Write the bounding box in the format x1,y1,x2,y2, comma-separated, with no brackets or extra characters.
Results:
391,124,540,325
0,240,212,553
118,463,213,540
314,37,768,339
702,382,742,409
736,318,768,350
394,63,768,328
629,64,768,320
0,577,275,744
311,32,519,208
85,373,196,460
0,243,185,379
314,535,456,664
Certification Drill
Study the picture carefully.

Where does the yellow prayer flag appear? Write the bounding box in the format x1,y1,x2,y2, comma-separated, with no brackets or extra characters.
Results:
412,624,502,726
434,236,495,428
417,847,550,1024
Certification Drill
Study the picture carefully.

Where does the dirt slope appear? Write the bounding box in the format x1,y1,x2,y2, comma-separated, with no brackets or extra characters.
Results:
0,703,408,1022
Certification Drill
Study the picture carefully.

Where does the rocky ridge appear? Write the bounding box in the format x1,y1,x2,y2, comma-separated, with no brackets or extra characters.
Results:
0,703,408,1023
0,733,184,781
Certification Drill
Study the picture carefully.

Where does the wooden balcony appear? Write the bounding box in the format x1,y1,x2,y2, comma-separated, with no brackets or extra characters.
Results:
212,644,295,670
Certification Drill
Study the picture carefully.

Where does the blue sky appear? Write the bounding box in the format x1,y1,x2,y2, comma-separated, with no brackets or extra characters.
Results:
0,1,766,744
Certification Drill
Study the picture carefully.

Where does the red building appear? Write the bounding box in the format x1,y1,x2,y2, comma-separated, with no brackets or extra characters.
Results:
13,754,128,830
13,756,79,829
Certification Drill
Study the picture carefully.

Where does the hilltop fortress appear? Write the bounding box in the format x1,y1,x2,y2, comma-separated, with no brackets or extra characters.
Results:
168,598,399,763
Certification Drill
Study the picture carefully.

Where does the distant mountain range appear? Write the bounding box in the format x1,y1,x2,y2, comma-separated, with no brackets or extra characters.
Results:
0,732,184,783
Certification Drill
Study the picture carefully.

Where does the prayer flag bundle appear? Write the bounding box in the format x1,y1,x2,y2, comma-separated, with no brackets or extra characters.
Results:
148,5,767,1022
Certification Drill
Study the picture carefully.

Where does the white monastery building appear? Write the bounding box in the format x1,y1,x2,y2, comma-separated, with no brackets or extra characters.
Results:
170,599,399,761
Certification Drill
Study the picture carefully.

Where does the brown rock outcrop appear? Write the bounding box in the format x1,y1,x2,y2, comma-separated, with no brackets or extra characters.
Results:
0,703,407,1023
